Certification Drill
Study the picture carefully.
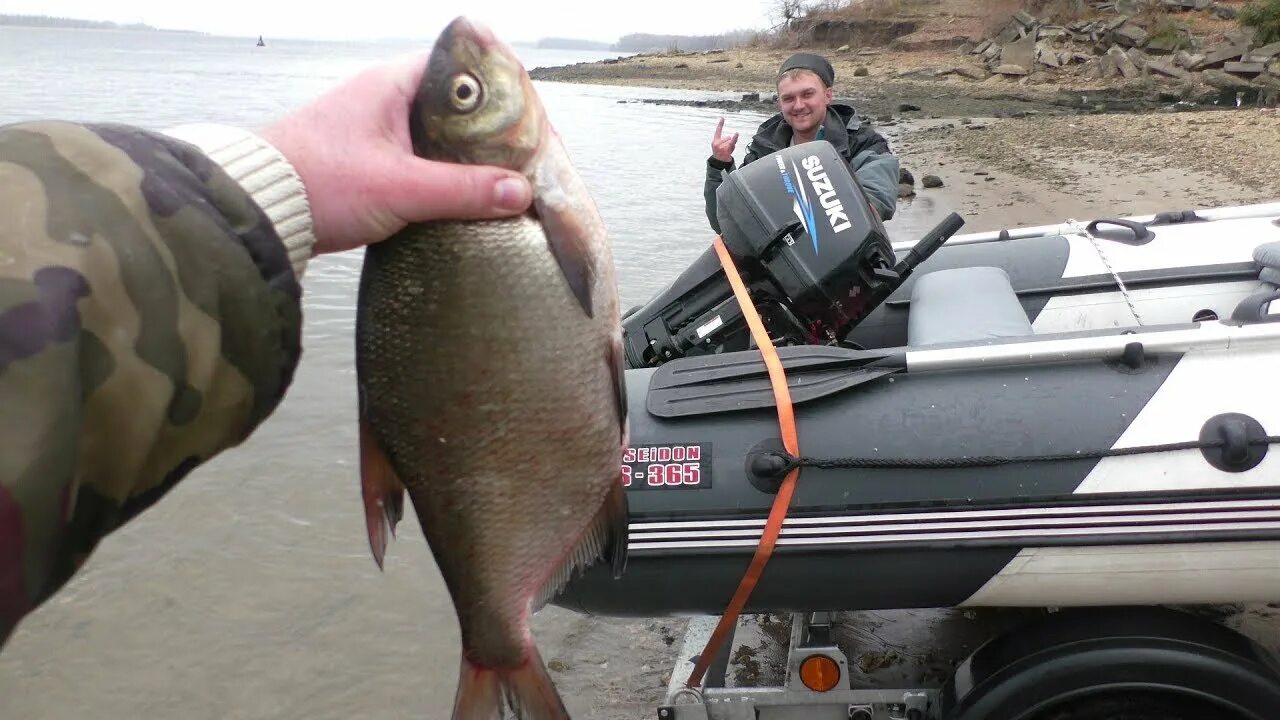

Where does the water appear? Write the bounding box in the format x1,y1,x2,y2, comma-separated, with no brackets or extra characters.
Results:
0,27,953,719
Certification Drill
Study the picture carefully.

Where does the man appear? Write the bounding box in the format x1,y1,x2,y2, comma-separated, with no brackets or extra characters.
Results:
0,51,532,647
703,52,900,233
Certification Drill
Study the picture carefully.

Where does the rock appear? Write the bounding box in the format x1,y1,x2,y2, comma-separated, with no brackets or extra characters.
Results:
1174,50,1204,68
1001,34,1037,71
1224,28,1255,48
1194,43,1246,69
898,183,917,199
995,22,1023,45
922,175,944,188
1036,43,1060,67
1112,24,1149,48
898,103,922,111
973,39,992,55
974,170,989,175
1127,47,1149,71
742,92,760,102
1146,58,1190,80
995,64,1030,76
837,44,851,52
876,114,894,122
735,62,744,68
958,41,975,55
1201,69,1258,91
960,117,973,124
1145,35,1182,54
1038,26,1068,40
1212,3,1237,19
707,58,730,64
1245,43,1280,63
854,66,870,77
548,659,569,673
952,65,989,80
1014,10,1038,28
674,63,688,69
899,167,916,185
982,43,1003,62
1224,61,1266,76
1107,46,1140,78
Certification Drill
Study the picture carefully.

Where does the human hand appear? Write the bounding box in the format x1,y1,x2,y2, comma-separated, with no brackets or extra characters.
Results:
711,117,739,164
260,51,533,256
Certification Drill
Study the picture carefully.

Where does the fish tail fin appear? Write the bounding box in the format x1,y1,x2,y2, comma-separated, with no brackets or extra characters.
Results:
501,644,571,720
358,418,405,570
451,646,570,720
451,657,502,720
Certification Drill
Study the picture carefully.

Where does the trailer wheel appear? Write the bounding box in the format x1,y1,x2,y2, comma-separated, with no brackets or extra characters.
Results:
940,607,1280,720
1031,690,1240,720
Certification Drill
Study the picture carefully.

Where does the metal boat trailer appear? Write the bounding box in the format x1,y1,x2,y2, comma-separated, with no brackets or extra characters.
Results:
658,605,1280,720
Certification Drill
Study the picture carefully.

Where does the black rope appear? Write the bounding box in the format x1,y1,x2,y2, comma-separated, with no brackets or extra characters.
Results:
772,436,1280,472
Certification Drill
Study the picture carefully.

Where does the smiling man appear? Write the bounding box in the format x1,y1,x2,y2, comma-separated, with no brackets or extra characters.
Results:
703,52,900,233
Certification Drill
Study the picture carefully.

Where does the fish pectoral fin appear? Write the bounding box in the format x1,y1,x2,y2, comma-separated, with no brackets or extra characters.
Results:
359,419,406,570
531,481,630,612
533,194,596,318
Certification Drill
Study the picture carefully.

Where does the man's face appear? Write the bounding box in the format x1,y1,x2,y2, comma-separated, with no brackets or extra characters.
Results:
777,71,833,136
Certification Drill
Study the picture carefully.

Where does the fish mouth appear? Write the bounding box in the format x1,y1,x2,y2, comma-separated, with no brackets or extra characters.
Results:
440,16,498,50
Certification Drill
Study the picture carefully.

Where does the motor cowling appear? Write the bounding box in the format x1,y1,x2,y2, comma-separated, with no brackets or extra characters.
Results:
621,141,903,368
715,140,898,341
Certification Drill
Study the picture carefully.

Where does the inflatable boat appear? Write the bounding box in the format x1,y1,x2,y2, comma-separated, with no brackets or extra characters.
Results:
552,141,1280,618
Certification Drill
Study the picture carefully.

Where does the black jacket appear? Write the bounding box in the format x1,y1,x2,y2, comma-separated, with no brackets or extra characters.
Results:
704,104,900,233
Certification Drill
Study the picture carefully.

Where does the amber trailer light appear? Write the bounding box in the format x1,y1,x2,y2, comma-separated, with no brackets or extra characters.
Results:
798,654,841,692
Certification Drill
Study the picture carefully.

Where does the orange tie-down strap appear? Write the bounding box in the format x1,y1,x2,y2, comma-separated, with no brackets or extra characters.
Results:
685,236,802,689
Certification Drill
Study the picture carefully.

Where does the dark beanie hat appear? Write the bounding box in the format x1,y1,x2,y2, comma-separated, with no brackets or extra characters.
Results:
778,52,835,87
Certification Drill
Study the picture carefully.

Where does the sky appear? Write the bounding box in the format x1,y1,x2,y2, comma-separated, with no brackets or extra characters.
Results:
0,0,782,43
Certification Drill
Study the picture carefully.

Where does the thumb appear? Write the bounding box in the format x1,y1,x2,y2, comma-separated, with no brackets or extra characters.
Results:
382,156,533,224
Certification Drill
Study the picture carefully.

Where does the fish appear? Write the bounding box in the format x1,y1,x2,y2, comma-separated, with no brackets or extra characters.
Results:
353,15,629,720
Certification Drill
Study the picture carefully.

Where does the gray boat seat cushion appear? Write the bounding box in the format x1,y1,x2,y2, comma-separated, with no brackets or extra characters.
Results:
1255,241,1280,286
908,266,1033,347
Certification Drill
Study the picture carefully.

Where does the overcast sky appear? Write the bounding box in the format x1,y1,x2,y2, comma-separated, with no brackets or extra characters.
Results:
1,0,781,43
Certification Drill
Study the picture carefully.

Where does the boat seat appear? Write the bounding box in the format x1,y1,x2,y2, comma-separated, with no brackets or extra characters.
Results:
908,266,1033,347
1231,241,1280,322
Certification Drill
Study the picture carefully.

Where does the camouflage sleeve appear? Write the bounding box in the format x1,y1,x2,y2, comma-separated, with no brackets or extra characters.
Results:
0,120,308,645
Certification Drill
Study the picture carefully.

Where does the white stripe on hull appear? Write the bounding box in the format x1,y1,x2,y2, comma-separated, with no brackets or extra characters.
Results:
1074,344,1280,495
961,541,1280,607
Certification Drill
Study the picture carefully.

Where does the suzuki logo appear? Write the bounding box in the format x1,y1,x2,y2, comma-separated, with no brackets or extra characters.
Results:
801,155,853,234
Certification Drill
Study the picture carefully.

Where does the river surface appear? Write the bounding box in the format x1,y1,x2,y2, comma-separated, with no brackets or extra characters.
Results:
0,25,1114,720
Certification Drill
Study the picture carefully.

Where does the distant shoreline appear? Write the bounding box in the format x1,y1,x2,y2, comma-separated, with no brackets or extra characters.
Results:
0,15,205,35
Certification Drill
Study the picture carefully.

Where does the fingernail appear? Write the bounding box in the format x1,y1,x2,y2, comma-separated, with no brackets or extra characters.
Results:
494,176,530,210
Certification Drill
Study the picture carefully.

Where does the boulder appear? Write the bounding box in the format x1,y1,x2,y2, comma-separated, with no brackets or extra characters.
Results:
1201,69,1258,91
1013,10,1038,28
1193,43,1246,69
952,65,990,80
1037,43,1061,67
973,39,992,55
1127,47,1149,70
1146,58,1191,80
1113,23,1149,48
1224,61,1266,76
995,63,1030,75
1108,45,1140,78
1001,33,1037,71
1245,42,1280,63
922,175,945,188
1212,3,1238,19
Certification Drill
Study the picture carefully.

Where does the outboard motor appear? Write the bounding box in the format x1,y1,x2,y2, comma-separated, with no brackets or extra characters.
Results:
622,141,963,368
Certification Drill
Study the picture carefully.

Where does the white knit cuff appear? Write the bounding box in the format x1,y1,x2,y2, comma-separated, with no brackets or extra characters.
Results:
162,123,316,279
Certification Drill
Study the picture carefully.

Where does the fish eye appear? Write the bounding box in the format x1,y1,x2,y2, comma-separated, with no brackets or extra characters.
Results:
450,73,482,113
